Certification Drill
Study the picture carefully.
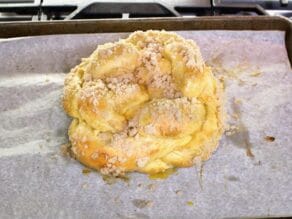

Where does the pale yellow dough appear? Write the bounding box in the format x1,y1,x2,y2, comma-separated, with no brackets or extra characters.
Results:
63,30,224,176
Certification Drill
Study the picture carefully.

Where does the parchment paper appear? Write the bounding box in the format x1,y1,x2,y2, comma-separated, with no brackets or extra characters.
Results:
0,31,291,219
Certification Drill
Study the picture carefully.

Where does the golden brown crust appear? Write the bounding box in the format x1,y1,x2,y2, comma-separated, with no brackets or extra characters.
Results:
63,30,224,176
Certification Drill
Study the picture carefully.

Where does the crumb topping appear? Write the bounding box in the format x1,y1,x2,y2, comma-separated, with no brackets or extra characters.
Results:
64,30,223,176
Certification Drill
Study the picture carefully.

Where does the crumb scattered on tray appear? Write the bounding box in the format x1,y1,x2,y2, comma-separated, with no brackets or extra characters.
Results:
49,154,58,161
238,79,246,86
114,196,120,202
82,183,88,189
254,160,262,166
264,136,275,142
132,199,153,209
82,168,92,175
147,184,156,191
246,147,255,158
249,71,262,77
231,113,239,120
225,124,239,136
60,143,71,157
186,201,194,206
225,175,240,182
234,98,242,105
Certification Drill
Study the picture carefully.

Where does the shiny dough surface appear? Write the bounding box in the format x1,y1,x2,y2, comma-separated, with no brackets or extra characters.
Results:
63,30,224,176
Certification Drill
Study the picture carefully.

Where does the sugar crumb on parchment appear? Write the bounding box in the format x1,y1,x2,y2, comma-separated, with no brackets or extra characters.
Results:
82,183,88,189
60,143,71,157
82,168,91,175
264,136,275,142
132,199,153,209
175,190,183,196
233,98,242,105
147,184,156,191
231,113,239,120
225,124,239,136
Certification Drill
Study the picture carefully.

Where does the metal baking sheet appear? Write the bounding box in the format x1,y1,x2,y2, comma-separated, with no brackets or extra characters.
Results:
0,31,291,218
1,16,291,64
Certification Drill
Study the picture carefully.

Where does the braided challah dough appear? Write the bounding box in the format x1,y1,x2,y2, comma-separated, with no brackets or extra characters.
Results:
63,30,224,176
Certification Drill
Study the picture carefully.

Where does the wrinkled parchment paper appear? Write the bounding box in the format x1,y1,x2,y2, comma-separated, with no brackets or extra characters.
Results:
0,31,291,219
